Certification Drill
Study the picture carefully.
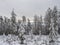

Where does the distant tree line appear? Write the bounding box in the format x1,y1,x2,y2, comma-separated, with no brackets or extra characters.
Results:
0,6,60,35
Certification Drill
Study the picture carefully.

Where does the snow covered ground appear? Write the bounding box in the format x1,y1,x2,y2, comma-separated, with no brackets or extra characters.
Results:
0,34,60,45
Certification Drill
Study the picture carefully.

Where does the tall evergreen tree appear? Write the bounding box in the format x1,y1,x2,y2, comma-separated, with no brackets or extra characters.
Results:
11,9,16,25
26,18,31,34
44,8,52,35
33,15,40,35
51,6,58,36
52,6,58,31
10,9,17,34
49,6,58,43
39,16,42,34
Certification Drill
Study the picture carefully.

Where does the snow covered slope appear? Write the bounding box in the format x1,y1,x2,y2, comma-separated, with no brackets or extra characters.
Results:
0,34,60,45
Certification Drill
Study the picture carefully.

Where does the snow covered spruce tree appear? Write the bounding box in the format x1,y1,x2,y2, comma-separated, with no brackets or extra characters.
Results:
52,6,58,36
18,22,25,44
11,9,17,34
33,15,39,35
39,15,42,35
4,16,10,35
49,6,58,43
16,20,21,34
3,16,13,35
26,18,32,35
15,16,26,44
33,15,42,35
11,9,16,24
44,8,52,35
22,16,27,34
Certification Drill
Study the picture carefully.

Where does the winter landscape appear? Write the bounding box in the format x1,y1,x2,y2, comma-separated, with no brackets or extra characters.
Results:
0,0,60,45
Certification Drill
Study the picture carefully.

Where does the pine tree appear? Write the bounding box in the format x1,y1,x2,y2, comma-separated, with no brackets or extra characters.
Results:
22,16,27,34
44,8,52,35
33,15,40,35
49,6,58,43
11,9,16,25
26,18,31,34
52,6,58,32
10,9,17,34
39,16,42,35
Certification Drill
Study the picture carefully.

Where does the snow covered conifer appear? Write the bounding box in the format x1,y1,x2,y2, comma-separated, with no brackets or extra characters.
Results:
49,6,58,43
33,15,40,35
11,9,16,25
44,8,52,35
26,18,31,35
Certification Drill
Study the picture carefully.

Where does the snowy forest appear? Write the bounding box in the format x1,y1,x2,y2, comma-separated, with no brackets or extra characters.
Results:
0,6,60,45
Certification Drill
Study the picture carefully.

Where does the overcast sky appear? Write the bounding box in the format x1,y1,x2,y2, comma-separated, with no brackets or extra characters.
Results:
0,0,60,20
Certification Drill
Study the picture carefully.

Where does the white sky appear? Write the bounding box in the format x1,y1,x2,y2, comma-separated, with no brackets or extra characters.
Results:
0,0,60,21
